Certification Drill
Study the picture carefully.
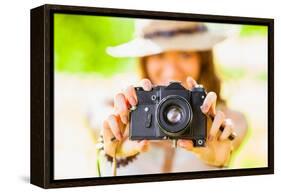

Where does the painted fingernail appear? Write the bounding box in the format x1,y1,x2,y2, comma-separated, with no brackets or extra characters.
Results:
144,82,152,91
129,96,137,106
178,141,184,147
121,116,128,124
140,140,148,145
124,116,128,124
208,135,213,141
200,105,207,113
117,132,123,140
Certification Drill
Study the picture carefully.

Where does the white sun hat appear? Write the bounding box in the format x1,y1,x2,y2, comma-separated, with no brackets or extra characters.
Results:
106,19,227,58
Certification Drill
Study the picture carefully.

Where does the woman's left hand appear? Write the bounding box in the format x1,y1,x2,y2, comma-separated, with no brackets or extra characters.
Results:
177,77,234,167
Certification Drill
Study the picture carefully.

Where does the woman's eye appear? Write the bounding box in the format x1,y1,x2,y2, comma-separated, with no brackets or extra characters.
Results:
150,53,164,60
156,53,165,59
180,52,191,59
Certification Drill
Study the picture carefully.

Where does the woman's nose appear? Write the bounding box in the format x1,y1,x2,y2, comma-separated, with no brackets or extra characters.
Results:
162,62,181,80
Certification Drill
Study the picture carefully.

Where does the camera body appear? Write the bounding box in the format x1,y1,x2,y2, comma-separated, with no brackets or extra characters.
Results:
129,82,207,147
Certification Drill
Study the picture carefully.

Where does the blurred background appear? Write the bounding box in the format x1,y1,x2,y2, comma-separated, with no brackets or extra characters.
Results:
54,13,268,179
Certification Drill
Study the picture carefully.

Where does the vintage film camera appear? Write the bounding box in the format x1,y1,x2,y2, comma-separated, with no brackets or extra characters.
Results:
129,81,207,147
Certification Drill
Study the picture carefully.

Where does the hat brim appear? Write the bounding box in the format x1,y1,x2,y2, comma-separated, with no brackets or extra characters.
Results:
107,32,227,58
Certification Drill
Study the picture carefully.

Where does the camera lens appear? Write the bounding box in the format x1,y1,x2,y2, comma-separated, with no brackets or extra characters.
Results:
166,105,182,124
156,95,193,137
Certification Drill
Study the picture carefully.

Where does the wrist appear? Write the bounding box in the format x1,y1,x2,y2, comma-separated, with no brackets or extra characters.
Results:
104,153,140,168
97,134,140,168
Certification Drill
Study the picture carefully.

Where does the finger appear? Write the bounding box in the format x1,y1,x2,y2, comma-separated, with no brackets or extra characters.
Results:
122,123,130,139
124,85,138,106
137,140,150,152
214,141,232,166
177,139,193,150
119,140,148,156
107,114,123,141
186,76,198,90
219,119,233,141
140,79,153,91
114,93,129,124
209,111,225,141
201,91,217,116
103,120,114,141
102,120,118,156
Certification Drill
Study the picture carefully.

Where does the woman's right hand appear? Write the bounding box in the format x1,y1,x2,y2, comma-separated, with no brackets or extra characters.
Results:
102,79,152,157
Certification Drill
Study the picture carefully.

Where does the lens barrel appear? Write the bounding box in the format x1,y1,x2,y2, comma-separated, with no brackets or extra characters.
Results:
156,95,193,137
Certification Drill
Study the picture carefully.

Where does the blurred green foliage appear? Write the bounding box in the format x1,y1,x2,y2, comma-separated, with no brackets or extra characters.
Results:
54,14,136,76
219,66,246,81
255,71,268,81
240,25,267,37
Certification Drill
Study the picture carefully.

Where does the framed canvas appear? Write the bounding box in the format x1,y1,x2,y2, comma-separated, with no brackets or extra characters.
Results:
30,4,274,188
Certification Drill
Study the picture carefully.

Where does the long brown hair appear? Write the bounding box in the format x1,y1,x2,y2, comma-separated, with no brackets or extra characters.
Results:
137,50,226,105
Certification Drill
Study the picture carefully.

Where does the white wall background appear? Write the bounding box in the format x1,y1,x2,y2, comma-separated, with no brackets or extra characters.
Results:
0,0,279,192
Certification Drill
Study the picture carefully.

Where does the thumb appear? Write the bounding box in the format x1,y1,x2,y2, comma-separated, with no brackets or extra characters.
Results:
177,139,193,151
186,76,198,90
137,140,150,152
116,139,149,157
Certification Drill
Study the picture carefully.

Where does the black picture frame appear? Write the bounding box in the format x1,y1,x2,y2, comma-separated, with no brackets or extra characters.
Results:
30,4,274,189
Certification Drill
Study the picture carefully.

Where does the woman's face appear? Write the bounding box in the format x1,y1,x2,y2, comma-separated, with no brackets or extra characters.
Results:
145,51,201,87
